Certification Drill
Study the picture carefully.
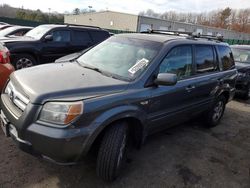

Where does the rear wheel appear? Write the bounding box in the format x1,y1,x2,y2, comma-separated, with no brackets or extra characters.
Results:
13,54,36,70
204,95,226,128
96,122,128,181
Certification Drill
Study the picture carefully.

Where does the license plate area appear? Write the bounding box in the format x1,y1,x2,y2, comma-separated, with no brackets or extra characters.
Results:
0,110,10,137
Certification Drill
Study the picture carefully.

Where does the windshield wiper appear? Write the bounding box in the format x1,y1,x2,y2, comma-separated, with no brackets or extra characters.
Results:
105,73,132,82
82,65,103,73
75,60,131,82
75,60,104,74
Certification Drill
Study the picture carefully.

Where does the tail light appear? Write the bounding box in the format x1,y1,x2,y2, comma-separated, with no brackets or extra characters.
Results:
0,45,10,64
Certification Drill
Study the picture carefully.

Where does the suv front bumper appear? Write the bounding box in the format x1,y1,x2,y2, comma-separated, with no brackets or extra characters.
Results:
0,95,95,164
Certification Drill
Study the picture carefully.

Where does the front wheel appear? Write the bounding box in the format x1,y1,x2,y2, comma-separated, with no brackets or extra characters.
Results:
96,122,128,181
13,54,36,70
204,95,226,128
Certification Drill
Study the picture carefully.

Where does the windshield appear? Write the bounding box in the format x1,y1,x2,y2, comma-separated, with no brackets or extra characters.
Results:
231,48,250,64
77,36,162,81
0,26,17,37
25,25,52,40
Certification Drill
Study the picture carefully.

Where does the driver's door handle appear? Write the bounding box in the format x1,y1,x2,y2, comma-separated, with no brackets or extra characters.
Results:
186,85,196,92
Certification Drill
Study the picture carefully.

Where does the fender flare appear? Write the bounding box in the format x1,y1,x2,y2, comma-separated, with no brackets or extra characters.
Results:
80,105,147,156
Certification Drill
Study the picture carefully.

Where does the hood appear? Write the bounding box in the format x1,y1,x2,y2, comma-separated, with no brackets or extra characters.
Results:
0,36,10,41
0,35,22,41
235,61,250,71
10,62,129,104
1,36,37,44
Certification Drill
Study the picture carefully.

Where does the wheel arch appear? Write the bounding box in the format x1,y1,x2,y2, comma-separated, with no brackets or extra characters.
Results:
11,51,39,64
81,107,147,157
219,90,230,103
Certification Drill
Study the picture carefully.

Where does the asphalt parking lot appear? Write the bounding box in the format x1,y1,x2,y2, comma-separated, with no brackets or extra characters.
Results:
0,99,250,188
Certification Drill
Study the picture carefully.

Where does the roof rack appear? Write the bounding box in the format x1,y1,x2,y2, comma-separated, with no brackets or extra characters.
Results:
141,29,224,42
66,23,101,29
189,32,224,42
141,29,191,35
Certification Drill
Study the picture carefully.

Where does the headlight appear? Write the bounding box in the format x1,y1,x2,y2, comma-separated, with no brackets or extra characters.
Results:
39,101,83,125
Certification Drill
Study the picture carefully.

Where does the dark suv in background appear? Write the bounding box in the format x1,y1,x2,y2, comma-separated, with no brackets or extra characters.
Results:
0,31,237,181
0,24,110,69
231,45,250,99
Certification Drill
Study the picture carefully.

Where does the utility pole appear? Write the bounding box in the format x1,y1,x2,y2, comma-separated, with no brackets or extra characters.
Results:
48,8,51,23
88,6,92,12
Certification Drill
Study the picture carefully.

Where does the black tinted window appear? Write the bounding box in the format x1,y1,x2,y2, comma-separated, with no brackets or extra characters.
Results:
90,31,109,43
217,46,235,71
52,30,70,42
195,45,216,73
72,30,92,45
159,46,193,80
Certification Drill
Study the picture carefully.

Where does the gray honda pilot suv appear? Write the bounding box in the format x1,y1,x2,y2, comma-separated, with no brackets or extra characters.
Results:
0,31,237,181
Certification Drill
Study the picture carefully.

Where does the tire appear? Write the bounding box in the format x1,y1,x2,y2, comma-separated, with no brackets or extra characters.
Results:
204,95,226,128
96,122,128,181
13,54,36,70
242,84,250,100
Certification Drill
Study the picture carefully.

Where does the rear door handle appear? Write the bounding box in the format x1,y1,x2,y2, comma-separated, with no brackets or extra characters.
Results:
186,85,196,92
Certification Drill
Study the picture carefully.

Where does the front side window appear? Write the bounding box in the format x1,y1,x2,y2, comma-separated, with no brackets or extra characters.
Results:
52,30,70,42
159,46,193,80
77,36,162,81
195,45,216,74
217,46,235,71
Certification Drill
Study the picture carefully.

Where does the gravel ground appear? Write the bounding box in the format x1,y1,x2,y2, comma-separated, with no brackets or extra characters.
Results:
0,99,250,188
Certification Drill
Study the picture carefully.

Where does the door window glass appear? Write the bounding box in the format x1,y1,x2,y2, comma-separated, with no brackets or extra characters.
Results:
195,45,216,73
72,30,92,45
159,46,193,80
52,30,70,42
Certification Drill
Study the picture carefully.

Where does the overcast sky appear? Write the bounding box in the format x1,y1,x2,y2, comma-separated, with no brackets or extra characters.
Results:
0,0,250,14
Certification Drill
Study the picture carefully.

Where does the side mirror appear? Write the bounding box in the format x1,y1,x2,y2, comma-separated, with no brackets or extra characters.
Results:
44,35,53,42
154,73,177,86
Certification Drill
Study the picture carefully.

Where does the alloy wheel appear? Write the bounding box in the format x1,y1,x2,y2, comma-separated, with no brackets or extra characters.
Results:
212,101,224,122
16,58,33,69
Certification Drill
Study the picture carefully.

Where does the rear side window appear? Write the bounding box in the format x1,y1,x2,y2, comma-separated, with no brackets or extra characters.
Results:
195,45,216,74
72,30,92,45
89,31,110,43
217,46,235,71
159,46,193,80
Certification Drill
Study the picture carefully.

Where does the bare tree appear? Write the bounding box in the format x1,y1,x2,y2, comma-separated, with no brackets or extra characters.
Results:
140,8,250,33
